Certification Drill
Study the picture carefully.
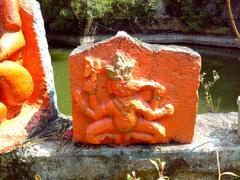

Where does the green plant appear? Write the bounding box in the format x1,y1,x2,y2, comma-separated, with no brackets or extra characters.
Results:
126,159,168,180
200,70,220,112
39,0,81,33
39,0,159,34
150,159,169,180
127,171,141,180
216,151,240,180
165,0,226,32
40,0,230,34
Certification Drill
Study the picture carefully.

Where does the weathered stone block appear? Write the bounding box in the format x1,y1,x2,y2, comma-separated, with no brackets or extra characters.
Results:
0,0,57,153
69,31,201,144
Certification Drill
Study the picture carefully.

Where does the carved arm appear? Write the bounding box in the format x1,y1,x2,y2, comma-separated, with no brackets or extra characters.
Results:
150,84,166,110
134,100,174,121
0,31,25,61
82,104,109,121
74,90,110,121
83,78,98,109
3,0,22,31
0,0,25,61
128,80,166,110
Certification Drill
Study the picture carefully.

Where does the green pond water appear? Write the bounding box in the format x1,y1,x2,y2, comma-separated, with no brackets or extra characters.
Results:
50,47,240,115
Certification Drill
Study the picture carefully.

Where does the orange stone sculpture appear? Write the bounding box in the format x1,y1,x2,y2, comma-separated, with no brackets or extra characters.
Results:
69,32,201,144
0,0,57,153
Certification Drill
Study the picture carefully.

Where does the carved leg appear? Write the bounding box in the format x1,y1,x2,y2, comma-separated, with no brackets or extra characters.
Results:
0,102,7,123
86,118,118,144
127,118,166,143
125,132,153,143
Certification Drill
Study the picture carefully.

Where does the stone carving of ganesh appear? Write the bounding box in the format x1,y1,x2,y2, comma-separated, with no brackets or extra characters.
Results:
74,51,174,144
0,0,33,122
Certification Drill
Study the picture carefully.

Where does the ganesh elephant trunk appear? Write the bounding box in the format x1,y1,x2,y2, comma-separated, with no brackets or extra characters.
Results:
0,61,33,106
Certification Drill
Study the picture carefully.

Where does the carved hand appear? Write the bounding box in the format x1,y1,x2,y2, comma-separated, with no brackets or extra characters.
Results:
83,79,96,94
74,90,87,111
164,104,174,115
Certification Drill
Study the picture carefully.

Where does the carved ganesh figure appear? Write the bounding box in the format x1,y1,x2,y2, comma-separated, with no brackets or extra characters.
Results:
0,0,34,122
74,51,174,144
70,32,201,144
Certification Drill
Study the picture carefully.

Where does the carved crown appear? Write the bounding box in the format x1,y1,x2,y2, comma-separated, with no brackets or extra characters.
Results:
105,51,136,81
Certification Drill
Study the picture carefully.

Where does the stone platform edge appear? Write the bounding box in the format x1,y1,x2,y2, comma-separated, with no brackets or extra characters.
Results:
0,112,239,180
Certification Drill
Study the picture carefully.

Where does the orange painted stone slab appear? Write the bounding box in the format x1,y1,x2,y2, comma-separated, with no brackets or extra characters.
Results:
69,32,201,144
0,0,57,153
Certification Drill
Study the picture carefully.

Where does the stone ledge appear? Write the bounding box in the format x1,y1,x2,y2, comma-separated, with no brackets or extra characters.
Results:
47,33,240,49
0,112,240,180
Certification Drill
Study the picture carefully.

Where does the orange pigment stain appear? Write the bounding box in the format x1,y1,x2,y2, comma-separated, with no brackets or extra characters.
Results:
0,0,51,153
69,34,201,145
